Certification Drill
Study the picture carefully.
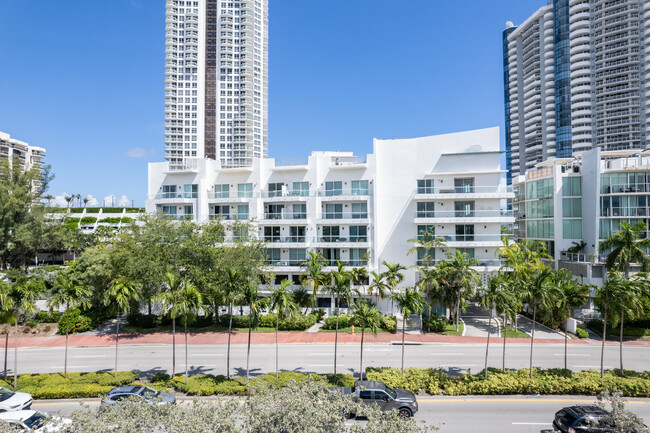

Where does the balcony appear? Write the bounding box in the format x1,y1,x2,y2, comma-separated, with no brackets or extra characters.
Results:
264,236,307,244
149,192,197,201
318,188,371,200
259,211,307,222
414,185,513,199
261,189,312,200
414,209,514,224
318,212,368,221
266,259,305,268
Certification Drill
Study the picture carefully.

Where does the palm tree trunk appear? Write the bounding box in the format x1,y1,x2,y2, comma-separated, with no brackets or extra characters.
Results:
564,310,569,371
502,314,506,371
359,324,365,380
600,307,608,379
114,306,120,378
172,316,176,377
227,302,233,380
619,309,624,377
484,312,492,380
401,313,406,376
13,316,18,390
334,298,339,378
246,313,252,382
65,302,69,379
3,330,7,380
529,304,537,379
184,321,188,386
275,313,279,378
455,294,460,332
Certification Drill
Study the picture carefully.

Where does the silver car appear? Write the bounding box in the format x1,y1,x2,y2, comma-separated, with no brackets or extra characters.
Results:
100,385,176,407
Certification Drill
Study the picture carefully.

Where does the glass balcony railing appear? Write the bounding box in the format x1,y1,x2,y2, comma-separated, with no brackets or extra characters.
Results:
317,189,371,197
415,185,512,195
264,236,307,243
149,192,198,199
321,212,368,220
415,210,514,218
261,189,312,198
316,236,368,243
266,259,305,267
208,214,249,221
263,212,307,220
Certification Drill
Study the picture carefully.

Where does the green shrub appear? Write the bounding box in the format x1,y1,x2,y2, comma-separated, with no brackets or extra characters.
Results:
121,217,134,223
323,315,350,330
99,217,121,224
380,316,397,333
424,315,447,333
220,314,254,329
0,371,139,399
65,217,80,224
80,217,97,225
259,313,277,328
69,208,84,214
278,314,317,331
576,327,589,339
58,310,93,334
34,310,62,324
313,309,326,322
127,313,158,328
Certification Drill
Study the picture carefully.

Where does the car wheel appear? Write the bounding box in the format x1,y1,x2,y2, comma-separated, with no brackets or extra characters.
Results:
398,408,412,418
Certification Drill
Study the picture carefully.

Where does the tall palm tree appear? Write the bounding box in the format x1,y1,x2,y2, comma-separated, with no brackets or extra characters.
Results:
382,261,406,315
0,276,43,389
64,196,73,208
367,271,388,306
83,197,89,207
351,300,381,380
290,286,311,314
75,194,81,207
223,268,244,379
392,287,425,376
595,272,627,378
414,262,447,326
441,250,480,332
175,279,202,385
243,280,266,382
479,276,516,379
157,272,185,377
350,267,368,294
599,221,650,279
554,269,589,370
522,265,558,378
103,279,141,377
270,279,298,377
47,273,91,379
325,261,357,377
407,226,446,265
300,252,327,313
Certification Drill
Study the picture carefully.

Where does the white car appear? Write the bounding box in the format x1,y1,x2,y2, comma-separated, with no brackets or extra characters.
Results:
0,387,32,412
0,410,70,432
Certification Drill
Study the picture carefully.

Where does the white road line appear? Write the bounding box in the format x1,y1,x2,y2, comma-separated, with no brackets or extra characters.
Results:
438,364,476,367
50,366,88,369
308,364,342,367
308,353,331,356
72,355,105,358
574,365,612,369
430,353,463,356
512,422,551,425
553,354,590,357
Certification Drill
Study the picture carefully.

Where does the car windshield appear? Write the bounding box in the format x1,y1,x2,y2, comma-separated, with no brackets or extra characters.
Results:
384,386,397,399
0,387,15,402
142,388,160,398
23,412,47,429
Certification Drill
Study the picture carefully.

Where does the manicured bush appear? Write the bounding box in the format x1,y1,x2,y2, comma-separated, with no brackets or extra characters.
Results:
278,314,317,331
424,315,447,333
57,310,93,334
127,313,158,328
69,208,84,214
79,216,97,225
323,314,350,330
65,217,80,224
99,217,121,224
381,315,397,333
259,313,277,328
34,310,62,324
576,327,589,339
125,208,145,213
0,371,138,399
121,217,134,223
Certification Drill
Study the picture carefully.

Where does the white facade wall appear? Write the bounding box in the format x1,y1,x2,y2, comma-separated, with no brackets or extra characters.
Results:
147,127,513,312
0,131,46,171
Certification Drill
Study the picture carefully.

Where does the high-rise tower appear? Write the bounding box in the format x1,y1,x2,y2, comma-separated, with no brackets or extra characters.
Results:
164,0,268,170
503,0,650,182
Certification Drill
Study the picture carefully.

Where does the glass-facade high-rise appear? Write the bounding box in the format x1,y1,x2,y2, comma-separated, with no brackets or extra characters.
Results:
552,0,572,159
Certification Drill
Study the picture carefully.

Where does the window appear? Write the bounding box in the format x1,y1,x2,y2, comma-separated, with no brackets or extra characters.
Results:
162,205,177,216
292,181,309,197
325,181,342,196
563,220,582,239
417,179,434,194
289,248,306,265
350,248,367,266
268,182,284,197
233,225,249,240
162,185,177,198
264,226,281,242
289,226,305,242
325,204,342,219
349,226,367,242
417,225,435,240
183,205,193,219
562,198,582,218
455,225,474,241
562,177,581,196
292,204,306,219
322,226,340,242
526,199,554,218
214,184,230,198
454,201,475,217
359,391,372,400
351,203,367,219
351,180,369,196
266,204,284,219
212,205,230,219
417,248,435,264
417,202,435,218
526,220,554,238
237,204,249,219
184,184,198,198
238,183,252,198
526,178,553,199
321,248,340,265
457,248,475,259
266,248,281,264
454,178,475,193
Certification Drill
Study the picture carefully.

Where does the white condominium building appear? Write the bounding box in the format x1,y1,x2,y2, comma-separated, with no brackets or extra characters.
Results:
147,127,514,310
0,131,46,171
503,0,650,184
165,0,268,170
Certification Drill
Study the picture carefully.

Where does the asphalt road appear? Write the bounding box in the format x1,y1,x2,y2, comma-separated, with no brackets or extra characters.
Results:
31,395,650,432
6,341,650,377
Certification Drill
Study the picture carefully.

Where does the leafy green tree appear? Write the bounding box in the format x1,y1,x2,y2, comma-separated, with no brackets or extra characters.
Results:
223,267,244,379
174,278,202,385
392,287,425,376
382,261,406,315
243,280,266,382
270,279,298,377
0,275,43,389
103,279,141,377
47,270,91,378
290,286,311,314
300,252,327,312
351,300,381,379
414,262,447,325
479,276,516,379
367,271,389,306
156,271,186,377
595,272,627,378
553,268,589,370
440,250,480,331
599,221,650,278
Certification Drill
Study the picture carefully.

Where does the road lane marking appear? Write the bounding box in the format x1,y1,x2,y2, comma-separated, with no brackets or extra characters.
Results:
308,364,342,367
553,354,589,357
430,353,463,356
438,364,476,367
308,353,331,356
512,422,550,425
50,366,88,369
574,365,612,369
72,355,105,358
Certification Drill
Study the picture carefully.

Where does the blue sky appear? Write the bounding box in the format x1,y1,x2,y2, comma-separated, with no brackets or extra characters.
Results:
0,0,545,206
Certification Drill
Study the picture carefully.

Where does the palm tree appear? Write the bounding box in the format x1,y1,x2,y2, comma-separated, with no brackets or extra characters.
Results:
243,280,266,382
554,269,589,370
392,287,425,376
83,197,89,207
350,267,368,294
291,287,311,314
175,279,202,385
522,265,558,378
300,252,327,313
270,280,298,377
103,279,141,377
414,263,447,326
599,221,650,279
64,195,73,208
0,276,43,389
156,272,185,377
407,226,446,265
595,272,627,378
367,271,388,306
223,268,244,379
351,300,381,380
441,250,480,332
478,276,516,379
75,194,81,207
325,261,357,377
47,273,91,379
382,261,406,315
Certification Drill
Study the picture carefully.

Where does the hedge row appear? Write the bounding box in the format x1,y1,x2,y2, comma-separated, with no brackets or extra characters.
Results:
322,314,397,333
0,372,138,399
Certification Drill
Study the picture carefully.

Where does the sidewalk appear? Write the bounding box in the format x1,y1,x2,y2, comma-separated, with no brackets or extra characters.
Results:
6,329,649,349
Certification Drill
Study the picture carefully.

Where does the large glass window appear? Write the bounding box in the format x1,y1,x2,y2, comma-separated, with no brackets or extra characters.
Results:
268,182,284,197
264,226,281,242
214,184,230,198
351,203,368,219
292,203,307,219
417,202,435,218
162,185,177,199
457,248,475,259
289,226,305,242
325,181,342,196
325,204,342,219
322,226,340,242
563,220,582,239
526,220,554,238
351,180,369,196
455,225,474,241
184,184,198,198
526,178,554,199
350,248,367,266
417,179,434,194
562,177,581,196
162,205,176,216
526,199,554,218
237,204,249,219
212,205,230,219
562,198,581,218
417,248,435,264
266,204,284,219
238,183,253,198
292,181,309,197
183,205,193,218
289,248,306,265
322,248,340,265
349,226,367,242
266,248,281,264
454,178,475,193
454,201,475,217
417,225,435,240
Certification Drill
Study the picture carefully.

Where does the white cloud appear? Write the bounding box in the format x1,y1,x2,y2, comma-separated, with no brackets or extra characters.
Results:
117,195,132,207
49,193,70,207
103,195,115,207
126,148,147,158
85,194,99,206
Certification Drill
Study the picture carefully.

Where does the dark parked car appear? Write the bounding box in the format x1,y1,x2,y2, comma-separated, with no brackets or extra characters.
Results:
100,386,176,407
553,405,614,432
334,380,418,418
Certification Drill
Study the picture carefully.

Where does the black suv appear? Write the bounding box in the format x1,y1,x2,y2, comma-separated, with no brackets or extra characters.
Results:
553,405,612,432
